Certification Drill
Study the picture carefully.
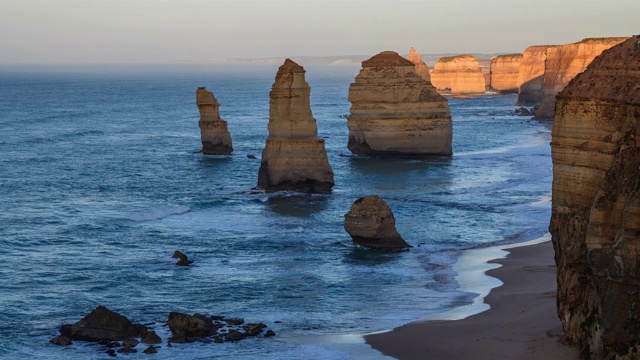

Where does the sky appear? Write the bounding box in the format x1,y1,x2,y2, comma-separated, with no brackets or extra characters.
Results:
1,0,638,64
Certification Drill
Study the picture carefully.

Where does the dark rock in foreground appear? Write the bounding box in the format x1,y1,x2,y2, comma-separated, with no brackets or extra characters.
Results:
172,251,193,267
59,305,147,342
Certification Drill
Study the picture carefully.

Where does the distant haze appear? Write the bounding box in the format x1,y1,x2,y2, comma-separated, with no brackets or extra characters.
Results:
1,0,638,64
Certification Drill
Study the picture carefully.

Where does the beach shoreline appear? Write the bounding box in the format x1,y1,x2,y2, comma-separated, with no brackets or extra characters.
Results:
364,239,580,360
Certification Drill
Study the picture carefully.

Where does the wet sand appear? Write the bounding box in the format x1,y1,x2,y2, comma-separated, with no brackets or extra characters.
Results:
365,241,580,360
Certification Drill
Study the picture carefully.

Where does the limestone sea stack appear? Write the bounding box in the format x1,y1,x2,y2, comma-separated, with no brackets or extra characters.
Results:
489,54,523,93
344,195,411,250
516,45,557,106
430,54,486,95
535,37,628,119
197,87,233,155
347,51,452,157
257,59,334,192
550,35,640,359
408,47,431,82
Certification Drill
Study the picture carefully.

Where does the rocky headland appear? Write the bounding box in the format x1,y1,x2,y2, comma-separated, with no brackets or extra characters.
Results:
347,51,452,157
408,47,431,82
430,54,486,95
257,59,334,192
196,87,233,155
516,45,557,106
550,35,640,359
489,54,523,93
535,37,628,119
344,195,411,250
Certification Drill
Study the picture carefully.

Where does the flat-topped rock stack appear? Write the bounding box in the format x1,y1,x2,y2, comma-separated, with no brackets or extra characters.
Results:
550,35,640,360
257,59,334,192
196,87,233,155
408,47,431,82
489,54,523,93
535,37,628,119
430,54,486,95
347,51,452,157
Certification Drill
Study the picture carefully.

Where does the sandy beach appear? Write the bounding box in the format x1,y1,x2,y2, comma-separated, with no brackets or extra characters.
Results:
365,241,580,360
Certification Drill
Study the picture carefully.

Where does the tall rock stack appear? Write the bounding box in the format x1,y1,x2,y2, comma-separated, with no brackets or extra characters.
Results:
408,47,431,82
197,87,233,155
516,45,557,106
550,35,640,359
430,54,486,95
347,51,452,157
257,59,334,192
536,37,628,119
489,54,523,93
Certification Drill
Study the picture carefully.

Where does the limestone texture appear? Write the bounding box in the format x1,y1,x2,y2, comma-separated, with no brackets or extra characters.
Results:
550,35,640,359
536,37,628,119
197,87,233,155
257,59,334,192
430,54,486,95
489,54,523,93
347,51,452,157
344,195,411,250
408,47,431,82
516,45,557,106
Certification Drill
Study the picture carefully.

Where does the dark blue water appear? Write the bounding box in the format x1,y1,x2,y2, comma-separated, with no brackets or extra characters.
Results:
0,64,552,359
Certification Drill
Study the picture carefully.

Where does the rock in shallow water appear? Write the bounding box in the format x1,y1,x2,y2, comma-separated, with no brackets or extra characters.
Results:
197,87,233,155
60,305,147,342
344,195,411,250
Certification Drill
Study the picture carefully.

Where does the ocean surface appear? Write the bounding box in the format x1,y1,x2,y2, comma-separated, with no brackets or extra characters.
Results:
0,64,553,359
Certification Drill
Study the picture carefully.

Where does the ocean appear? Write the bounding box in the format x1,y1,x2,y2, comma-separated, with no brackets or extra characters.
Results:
0,64,552,359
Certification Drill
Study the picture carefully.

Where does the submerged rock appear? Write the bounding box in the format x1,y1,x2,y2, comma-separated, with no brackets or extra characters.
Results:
50,335,72,346
141,330,162,345
60,305,147,342
172,251,193,267
197,87,233,155
344,195,411,250
550,35,640,359
257,59,334,192
347,51,452,157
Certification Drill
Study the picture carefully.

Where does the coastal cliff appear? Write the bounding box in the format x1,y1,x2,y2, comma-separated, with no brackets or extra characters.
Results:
536,37,628,119
516,45,556,106
550,35,640,359
347,51,452,157
408,47,431,82
489,54,523,93
257,59,334,192
196,87,233,155
430,54,486,95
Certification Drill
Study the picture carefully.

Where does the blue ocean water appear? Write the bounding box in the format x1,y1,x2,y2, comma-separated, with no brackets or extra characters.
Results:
0,64,552,359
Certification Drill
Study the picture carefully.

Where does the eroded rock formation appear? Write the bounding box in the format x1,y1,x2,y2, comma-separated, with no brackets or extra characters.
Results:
347,51,452,157
408,47,431,82
489,54,523,93
197,87,233,155
430,54,486,95
58,306,147,342
516,45,557,106
536,37,628,119
550,35,640,359
257,59,334,192
344,195,411,250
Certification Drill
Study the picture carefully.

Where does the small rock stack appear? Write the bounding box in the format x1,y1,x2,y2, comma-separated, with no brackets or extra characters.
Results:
197,87,233,155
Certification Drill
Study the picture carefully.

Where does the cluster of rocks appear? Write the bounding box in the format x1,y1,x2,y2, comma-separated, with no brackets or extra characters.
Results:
50,306,276,356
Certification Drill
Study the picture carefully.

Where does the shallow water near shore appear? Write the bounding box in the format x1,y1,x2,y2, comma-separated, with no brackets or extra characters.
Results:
0,64,552,359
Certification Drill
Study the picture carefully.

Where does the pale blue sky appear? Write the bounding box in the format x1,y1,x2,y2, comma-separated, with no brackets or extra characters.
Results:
1,0,638,64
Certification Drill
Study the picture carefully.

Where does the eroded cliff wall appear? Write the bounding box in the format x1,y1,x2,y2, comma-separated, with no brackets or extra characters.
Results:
516,45,556,106
550,35,640,359
430,54,486,95
536,37,628,119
